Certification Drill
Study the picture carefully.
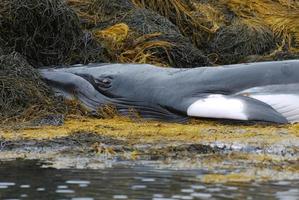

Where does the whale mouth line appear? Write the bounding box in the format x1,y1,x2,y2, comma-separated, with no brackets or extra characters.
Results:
73,86,187,122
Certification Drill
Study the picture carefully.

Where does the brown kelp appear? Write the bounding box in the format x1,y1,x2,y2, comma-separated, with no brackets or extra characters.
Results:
0,52,66,123
0,0,107,66
90,0,299,64
67,0,209,67
219,0,299,62
131,0,222,47
224,0,299,50
211,20,276,64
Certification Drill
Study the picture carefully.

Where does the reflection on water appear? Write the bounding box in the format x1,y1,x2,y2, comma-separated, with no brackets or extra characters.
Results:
0,160,298,200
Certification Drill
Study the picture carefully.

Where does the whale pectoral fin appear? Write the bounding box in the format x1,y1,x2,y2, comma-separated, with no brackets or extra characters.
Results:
186,94,288,123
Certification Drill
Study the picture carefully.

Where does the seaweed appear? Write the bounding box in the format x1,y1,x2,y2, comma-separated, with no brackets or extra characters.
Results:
0,0,107,66
67,0,135,29
93,23,171,66
211,20,276,64
93,8,209,67
224,0,299,51
67,0,209,67
121,9,203,67
132,0,213,47
0,52,66,123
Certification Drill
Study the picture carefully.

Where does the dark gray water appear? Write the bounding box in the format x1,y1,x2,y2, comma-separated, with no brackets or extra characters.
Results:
0,160,298,200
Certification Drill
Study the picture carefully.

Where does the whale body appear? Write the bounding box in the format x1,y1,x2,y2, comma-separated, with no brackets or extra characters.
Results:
39,60,299,124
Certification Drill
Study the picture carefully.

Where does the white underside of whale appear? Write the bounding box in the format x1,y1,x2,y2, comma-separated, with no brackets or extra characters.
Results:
187,87,299,123
250,94,299,123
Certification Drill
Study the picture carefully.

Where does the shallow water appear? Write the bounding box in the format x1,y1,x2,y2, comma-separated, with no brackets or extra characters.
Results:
0,160,298,200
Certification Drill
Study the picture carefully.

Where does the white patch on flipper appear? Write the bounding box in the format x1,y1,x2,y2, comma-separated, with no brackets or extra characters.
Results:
250,94,299,123
187,94,248,120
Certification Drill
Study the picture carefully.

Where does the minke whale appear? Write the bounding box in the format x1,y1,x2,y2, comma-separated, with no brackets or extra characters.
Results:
39,60,299,124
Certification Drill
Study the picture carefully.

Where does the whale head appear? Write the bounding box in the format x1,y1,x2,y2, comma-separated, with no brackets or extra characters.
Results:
39,63,187,122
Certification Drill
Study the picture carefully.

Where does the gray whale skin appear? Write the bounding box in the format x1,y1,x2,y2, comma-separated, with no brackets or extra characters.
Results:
39,60,299,124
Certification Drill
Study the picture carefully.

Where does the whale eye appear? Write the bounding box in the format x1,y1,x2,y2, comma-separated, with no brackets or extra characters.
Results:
74,73,113,92
94,76,113,89
102,79,108,83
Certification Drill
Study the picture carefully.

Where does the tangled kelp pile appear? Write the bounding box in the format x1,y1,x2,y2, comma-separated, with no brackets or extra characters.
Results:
0,0,299,122
71,0,209,67
0,52,66,123
0,0,108,66
211,20,277,64
67,0,299,65
1,0,299,67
